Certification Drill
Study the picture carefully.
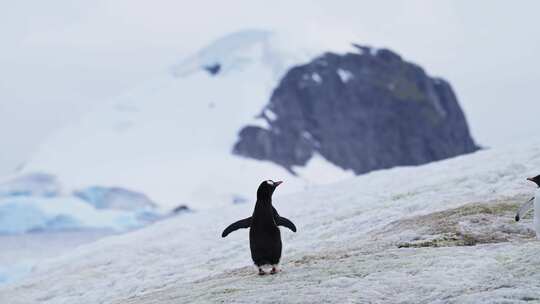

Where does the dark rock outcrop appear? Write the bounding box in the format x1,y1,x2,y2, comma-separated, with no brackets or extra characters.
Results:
233,45,478,174
171,204,191,214
203,63,221,76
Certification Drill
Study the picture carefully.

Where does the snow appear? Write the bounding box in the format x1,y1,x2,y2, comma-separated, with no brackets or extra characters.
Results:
336,68,353,83
311,72,322,84
22,30,358,210
263,108,277,122
171,30,274,78
0,230,112,285
0,263,33,285
169,30,341,81
2,139,540,303
247,118,270,130
293,154,355,185
301,131,312,140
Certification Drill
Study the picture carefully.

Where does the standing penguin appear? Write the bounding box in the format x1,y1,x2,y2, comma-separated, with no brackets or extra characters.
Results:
222,180,297,275
515,175,540,238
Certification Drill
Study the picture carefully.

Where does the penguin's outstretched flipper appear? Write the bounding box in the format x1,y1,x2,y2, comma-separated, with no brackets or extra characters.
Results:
515,197,535,221
273,207,297,232
277,216,297,232
222,217,252,237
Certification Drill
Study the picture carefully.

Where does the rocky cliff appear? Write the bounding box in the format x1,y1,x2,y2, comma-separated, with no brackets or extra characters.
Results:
233,45,479,174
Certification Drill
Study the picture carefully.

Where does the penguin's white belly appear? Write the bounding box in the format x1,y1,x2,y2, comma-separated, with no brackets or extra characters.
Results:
535,189,540,239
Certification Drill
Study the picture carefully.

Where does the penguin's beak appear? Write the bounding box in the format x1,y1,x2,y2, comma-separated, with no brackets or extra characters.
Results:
274,181,283,187
527,177,534,182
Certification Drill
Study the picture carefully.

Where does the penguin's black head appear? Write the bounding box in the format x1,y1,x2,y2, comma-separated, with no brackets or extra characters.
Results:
257,180,283,200
527,175,540,187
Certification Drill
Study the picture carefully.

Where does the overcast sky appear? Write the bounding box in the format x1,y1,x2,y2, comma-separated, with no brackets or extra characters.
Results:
1,0,539,176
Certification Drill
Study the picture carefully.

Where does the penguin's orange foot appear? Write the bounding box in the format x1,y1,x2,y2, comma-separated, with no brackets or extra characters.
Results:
270,266,279,274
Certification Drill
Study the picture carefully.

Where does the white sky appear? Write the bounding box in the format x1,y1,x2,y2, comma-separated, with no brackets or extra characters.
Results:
1,0,539,176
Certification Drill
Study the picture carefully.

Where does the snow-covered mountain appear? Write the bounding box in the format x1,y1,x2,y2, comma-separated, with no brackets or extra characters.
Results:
21,29,476,211
2,139,539,303
22,30,358,210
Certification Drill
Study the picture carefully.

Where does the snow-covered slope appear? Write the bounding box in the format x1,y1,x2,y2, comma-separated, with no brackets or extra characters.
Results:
2,139,540,303
23,30,355,210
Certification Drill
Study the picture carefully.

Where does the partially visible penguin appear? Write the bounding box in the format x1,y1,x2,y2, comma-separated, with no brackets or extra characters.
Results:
515,175,540,238
222,180,297,275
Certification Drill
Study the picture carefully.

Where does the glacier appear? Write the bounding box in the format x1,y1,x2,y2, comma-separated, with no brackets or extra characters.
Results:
74,186,157,211
0,173,163,234
0,173,60,198
0,196,160,234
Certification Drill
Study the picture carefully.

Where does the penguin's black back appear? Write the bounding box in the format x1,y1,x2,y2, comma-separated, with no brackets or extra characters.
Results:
249,196,282,266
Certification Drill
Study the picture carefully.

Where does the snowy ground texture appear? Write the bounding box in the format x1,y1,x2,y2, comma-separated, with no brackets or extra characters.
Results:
2,139,540,303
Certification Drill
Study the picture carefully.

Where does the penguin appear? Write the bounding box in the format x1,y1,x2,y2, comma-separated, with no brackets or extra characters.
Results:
222,180,297,275
515,175,540,238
